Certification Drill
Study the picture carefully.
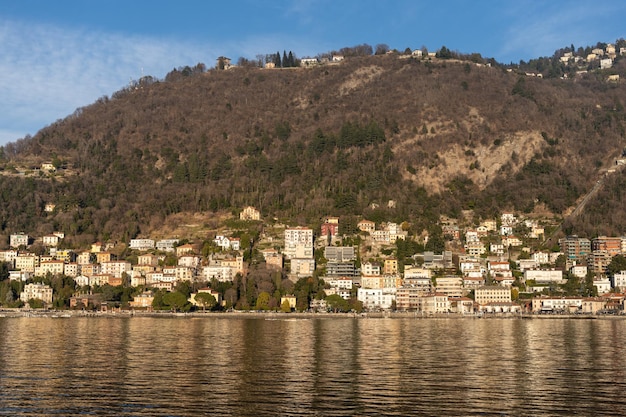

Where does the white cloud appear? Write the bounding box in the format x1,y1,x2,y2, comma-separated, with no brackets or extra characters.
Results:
0,19,212,145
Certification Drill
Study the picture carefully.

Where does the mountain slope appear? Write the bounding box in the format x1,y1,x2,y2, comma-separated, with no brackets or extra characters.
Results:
1,53,626,244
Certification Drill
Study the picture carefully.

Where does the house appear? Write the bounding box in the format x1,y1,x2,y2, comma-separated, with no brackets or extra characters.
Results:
15,254,37,272
240,206,260,221
41,162,56,172
130,292,155,308
178,255,201,268
260,249,283,269
600,58,613,69
449,297,474,314
129,239,155,251
96,252,112,264
594,277,612,295
362,262,381,276
10,233,29,248
44,203,56,212
20,283,53,304
357,287,396,310
9,270,32,281
176,244,195,257
189,288,221,307
216,56,232,70
42,234,60,247
69,294,102,309
419,293,450,314
300,58,319,67
35,260,65,277
100,260,132,278
64,263,78,277
156,239,179,252
214,235,241,251
332,55,344,62
321,220,339,240
502,235,522,247
383,258,398,275
357,220,375,233
372,230,390,243
280,295,297,309
138,254,159,267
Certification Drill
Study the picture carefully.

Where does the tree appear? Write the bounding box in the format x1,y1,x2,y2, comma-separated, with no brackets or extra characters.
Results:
280,299,292,312
255,291,271,310
375,44,389,55
28,298,45,309
326,294,349,312
194,292,217,311
163,291,189,312
607,255,626,277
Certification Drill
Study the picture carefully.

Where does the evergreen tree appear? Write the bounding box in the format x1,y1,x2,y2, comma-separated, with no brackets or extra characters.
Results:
274,51,281,68
283,51,288,68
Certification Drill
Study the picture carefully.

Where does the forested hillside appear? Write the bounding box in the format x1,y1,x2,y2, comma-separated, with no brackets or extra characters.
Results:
1,50,626,245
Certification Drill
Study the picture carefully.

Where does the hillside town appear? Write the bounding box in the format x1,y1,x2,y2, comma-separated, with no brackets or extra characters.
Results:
3,204,626,317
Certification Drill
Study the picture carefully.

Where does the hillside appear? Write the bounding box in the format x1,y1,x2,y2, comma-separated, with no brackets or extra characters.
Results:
1,51,626,245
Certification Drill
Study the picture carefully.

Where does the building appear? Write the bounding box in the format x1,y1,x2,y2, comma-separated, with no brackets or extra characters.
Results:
42,234,60,247
130,292,155,308
156,239,179,252
592,236,622,256
284,227,313,259
587,251,612,274
20,283,53,304
419,293,450,314
383,258,398,275
35,260,65,277
357,220,375,233
531,297,582,313
240,206,261,221
10,233,29,248
559,236,591,262
321,217,339,240
261,249,283,269
326,262,357,277
433,276,464,297
129,239,155,251
324,246,355,262
357,287,396,310
101,261,132,279
475,286,512,305
524,269,564,284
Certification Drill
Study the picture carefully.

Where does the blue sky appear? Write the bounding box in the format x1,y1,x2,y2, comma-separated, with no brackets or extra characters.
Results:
0,0,624,145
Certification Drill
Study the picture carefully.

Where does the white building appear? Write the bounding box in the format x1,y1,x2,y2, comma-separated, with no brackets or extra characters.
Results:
156,239,179,252
357,287,396,310
129,239,155,251
20,283,53,304
10,233,29,248
284,227,313,259
524,269,564,284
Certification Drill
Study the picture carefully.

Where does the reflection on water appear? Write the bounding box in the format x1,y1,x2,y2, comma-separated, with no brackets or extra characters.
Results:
1,317,626,416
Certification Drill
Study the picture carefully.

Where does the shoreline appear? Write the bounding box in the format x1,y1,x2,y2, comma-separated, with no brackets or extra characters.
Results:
1,309,623,320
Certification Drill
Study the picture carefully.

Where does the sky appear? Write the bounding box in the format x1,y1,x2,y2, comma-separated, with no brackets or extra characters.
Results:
0,0,624,145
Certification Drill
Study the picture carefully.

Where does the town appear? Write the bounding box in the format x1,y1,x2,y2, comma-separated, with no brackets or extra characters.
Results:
2,203,626,317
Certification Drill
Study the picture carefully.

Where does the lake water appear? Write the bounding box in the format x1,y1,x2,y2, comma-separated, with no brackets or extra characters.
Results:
0,316,625,416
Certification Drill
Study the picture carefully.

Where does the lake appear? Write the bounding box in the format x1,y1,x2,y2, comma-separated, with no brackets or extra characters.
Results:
0,316,625,416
